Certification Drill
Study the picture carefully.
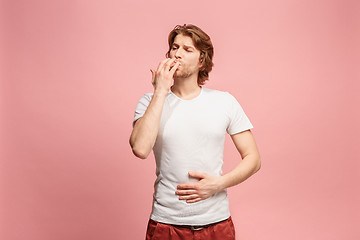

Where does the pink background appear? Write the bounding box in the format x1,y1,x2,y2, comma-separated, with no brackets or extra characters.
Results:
1,0,359,239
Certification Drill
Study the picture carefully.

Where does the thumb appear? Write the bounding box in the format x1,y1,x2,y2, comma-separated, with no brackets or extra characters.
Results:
150,69,155,84
188,171,207,179
150,69,155,76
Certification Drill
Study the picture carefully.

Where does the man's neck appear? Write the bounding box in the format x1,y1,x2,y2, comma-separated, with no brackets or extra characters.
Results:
171,76,202,100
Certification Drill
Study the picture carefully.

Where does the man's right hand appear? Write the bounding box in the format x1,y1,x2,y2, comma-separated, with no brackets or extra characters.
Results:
150,58,181,94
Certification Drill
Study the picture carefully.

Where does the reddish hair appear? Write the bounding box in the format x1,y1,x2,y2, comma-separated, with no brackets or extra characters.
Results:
165,24,214,85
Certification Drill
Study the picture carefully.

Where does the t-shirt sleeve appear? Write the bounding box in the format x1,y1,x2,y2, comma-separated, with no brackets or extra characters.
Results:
132,93,153,128
226,92,254,135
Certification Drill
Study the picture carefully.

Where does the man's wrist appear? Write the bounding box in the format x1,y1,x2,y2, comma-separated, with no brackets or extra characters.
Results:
218,175,228,192
154,89,169,97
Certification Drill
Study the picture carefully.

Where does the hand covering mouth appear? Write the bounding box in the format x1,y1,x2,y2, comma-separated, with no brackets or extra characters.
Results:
170,61,182,69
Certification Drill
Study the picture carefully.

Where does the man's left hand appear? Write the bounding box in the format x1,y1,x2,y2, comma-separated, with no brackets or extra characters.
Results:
175,172,223,203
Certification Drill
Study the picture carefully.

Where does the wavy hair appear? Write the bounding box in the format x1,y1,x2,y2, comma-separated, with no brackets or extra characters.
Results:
165,24,214,85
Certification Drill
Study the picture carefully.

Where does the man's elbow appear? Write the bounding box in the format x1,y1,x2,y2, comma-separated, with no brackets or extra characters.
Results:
131,147,149,159
255,155,261,172
129,136,148,159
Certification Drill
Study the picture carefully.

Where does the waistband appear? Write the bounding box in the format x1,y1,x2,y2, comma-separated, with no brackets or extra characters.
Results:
153,217,231,231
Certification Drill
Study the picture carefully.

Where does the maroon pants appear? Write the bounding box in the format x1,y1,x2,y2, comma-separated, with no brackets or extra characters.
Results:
145,217,235,240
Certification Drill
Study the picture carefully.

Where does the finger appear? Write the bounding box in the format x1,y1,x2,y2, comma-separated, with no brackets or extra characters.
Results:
169,61,180,75
175,189,197,196
163,58,176,72
186,197,202,203
150,69,155,84
177,183,196,190
188,171,207,179
158,58,173,71
179,194,198,200
157,58,172,72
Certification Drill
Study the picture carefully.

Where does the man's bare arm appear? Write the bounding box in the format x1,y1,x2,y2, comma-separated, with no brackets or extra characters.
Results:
219,129,261,189
130,92,167,159
176,130,261,203
129,58,180,159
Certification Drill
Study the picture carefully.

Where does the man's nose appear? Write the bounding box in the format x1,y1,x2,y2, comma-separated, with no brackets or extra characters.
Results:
174,48,182,58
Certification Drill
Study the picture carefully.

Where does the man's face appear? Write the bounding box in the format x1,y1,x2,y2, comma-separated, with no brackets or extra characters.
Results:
169,34,203,79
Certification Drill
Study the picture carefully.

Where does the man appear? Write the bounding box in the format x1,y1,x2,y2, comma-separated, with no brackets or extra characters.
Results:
129,24,261,240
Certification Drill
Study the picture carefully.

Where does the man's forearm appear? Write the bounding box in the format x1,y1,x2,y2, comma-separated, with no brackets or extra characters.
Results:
219,153,261,190
130,91,167,159
175,154,261,203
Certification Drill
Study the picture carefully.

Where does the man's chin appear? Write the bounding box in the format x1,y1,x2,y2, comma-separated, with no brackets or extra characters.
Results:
173,71,180,78
174,73,185,79
174,70,195,80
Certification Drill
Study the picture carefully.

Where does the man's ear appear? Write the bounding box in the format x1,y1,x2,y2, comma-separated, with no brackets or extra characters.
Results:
198,62,204,70
199,52,205,68
199,56,204,68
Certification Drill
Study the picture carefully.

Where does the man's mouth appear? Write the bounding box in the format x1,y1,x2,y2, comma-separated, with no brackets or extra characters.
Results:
170,61,181,70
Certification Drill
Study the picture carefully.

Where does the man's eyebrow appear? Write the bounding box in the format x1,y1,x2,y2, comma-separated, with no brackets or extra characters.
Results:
184,45,194,49
172,43,195,49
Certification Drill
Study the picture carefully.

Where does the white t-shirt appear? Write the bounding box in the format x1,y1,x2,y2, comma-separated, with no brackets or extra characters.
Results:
132,86,253,225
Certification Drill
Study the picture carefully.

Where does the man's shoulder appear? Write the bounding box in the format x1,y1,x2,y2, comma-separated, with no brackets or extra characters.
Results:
203,87,232,99
143,92,154,98
141,90,172,99
140,88,233,101
139,92,155,101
